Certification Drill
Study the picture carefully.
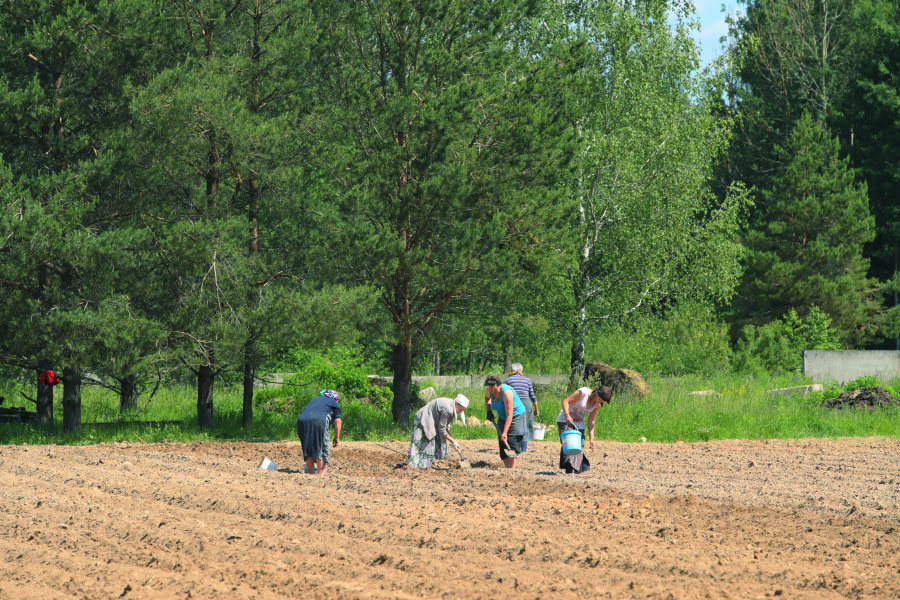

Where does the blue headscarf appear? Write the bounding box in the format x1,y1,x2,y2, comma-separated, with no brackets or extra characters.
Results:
319,389,340,401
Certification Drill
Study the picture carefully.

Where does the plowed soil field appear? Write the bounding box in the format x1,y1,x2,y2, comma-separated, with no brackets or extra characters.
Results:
1,437,899,599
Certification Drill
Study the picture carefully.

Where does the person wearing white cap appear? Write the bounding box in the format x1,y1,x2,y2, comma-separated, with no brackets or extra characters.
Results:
407,394,469,468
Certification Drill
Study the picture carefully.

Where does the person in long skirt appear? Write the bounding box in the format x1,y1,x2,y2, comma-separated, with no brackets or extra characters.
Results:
296,389,342,476
407,394,469,468
556,386,611,474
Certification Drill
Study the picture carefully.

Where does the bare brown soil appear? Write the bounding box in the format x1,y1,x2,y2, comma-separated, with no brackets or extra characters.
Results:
2,437,899,599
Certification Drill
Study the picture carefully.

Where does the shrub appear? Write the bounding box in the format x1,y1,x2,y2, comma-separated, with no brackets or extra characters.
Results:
732,306,841,374
844,375,881,391
587,301,732,376
304,359,371,400
807,380,843,405
254,352,386,414
368,382,392,412
253,378,309,414
647,302,732,376
269,344,382,378
409,380,425,411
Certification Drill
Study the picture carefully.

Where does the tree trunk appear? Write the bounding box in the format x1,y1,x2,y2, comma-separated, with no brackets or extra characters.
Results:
504,327,513,374
36,359,54,426
391,342,412,428
62,366,81,432
197,364,214,430
569,289,587,390
895,251,899,351
36,261,53,426
242,338,255,428
244,4,263,429
119,374,138,413
570,159,591,390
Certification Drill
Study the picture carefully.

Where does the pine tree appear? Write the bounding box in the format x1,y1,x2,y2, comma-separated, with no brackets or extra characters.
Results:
307,0,573,425
739,113,876,342
838,0,900,341
0,0,160,428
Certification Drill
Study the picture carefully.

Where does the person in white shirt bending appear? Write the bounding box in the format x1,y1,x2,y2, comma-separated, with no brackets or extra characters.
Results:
556,385,611,474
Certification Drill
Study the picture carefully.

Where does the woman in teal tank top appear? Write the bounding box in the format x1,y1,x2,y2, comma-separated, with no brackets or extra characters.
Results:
483,375,526,468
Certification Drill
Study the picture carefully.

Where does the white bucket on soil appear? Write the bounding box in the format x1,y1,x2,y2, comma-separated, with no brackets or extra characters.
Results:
257,456,278,471
533,423,547,441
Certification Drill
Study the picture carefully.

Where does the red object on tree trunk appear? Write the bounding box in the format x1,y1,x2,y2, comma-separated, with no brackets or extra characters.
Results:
38,369,59,386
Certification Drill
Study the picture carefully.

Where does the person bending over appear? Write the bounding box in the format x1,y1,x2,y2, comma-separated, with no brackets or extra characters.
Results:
484,375,526,468
407,394,469,468
296,389,342,476
557,386,611,474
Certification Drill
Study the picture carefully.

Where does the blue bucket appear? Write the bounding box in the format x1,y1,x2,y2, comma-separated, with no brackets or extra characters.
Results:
561,429,583,456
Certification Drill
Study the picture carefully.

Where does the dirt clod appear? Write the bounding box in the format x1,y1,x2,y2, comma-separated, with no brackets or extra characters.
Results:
825,386,900,410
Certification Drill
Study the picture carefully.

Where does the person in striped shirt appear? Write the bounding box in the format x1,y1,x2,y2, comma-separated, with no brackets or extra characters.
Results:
504,363,539,452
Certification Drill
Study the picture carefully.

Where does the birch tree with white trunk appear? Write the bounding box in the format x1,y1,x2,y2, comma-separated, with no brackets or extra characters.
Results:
541,0,750,387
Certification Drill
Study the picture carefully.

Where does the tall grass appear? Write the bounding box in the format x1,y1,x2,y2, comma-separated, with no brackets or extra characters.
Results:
433,374,900,442
599,373,900,442
0,380,404,444
2,373,899,445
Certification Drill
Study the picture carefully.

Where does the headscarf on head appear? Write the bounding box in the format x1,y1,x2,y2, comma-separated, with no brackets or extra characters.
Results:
454,394,469,409
510,362,524,375
319,389,340,401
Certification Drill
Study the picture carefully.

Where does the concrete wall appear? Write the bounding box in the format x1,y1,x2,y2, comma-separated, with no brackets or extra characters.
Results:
803,350,900,383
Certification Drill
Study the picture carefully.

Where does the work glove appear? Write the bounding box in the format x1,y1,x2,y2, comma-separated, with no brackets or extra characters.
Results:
452,440,459,450
486,409,495,423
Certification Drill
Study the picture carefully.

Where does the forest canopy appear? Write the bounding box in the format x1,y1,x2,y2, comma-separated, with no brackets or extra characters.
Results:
1,0,895,428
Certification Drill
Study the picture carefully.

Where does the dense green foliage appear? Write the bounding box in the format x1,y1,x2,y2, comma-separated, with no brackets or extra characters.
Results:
586,302,734,377
733,306,841,374
843,0,900,286
538,1,749,387
737,113,876,342
253,355,387,413
726,0,900,344
2,0,900,436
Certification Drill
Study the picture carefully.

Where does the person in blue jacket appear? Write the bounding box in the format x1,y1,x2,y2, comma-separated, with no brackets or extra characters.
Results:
483,375,526,468
296,389,342,476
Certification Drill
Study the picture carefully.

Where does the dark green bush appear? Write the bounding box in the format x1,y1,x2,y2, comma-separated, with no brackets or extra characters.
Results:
587,301,732,376
732,306,841,374
368,382,392,412
845,375,881,391
255,351,387,414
